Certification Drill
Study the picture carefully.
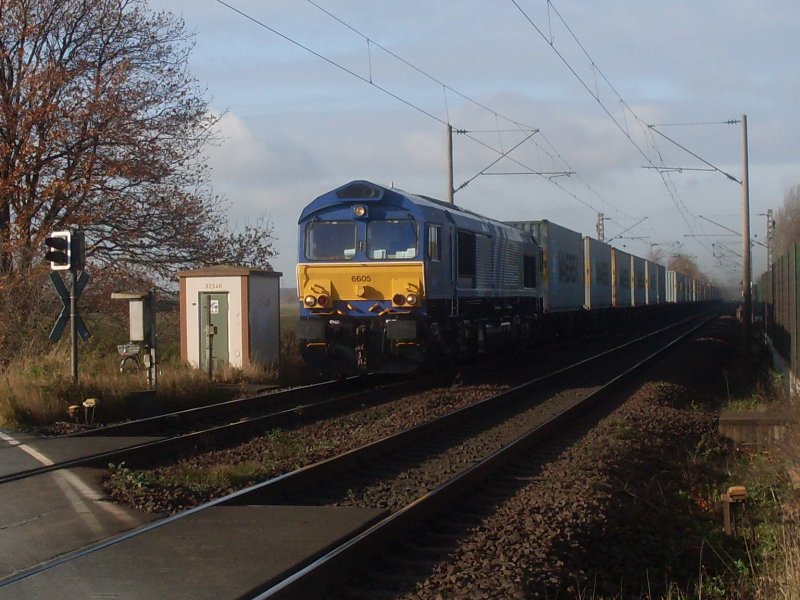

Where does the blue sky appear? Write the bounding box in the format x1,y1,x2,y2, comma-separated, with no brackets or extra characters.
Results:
150,0,799,289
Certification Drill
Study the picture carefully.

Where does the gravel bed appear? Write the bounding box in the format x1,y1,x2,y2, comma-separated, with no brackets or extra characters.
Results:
104,312,744,599
373,315,743,599
106,382,511,512
105,322,668,513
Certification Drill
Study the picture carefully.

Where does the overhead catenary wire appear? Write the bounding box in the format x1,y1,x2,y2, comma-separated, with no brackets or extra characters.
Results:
509,0,727,259
212,0,635,221
647,124,741,183
303,0,636,217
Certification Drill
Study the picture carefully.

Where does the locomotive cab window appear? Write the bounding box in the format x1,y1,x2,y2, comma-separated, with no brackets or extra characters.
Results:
305,221,356,260
427,225,441,261
367,220,417,260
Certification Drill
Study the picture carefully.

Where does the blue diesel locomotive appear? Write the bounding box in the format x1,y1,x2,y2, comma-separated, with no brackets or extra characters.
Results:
296,180,715,376
296,180,543,375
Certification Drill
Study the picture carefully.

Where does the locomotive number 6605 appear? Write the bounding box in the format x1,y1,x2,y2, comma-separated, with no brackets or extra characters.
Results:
351,275,372,283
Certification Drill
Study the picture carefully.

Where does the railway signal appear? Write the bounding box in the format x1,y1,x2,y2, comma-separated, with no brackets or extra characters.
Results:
43,229,85,271
45,227,90,383
44,231,71,270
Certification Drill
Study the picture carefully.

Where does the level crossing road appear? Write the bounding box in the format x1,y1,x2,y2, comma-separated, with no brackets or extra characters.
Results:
0,430,158,580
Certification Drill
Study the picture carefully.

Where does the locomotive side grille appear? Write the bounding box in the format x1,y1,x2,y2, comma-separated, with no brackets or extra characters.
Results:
495,236,522,287
475,234,493,288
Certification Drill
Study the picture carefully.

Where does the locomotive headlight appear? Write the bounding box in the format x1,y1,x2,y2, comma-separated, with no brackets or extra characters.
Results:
304,295,317,307
405,293,419,306
392,293,406,306
352,204,367,218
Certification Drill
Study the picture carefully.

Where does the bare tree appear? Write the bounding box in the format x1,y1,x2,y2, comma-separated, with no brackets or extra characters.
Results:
667,253,709,283
0,0,275,359
0,0,275,277
772,184,800,261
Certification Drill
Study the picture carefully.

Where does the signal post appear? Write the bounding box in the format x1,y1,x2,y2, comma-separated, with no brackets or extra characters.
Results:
44,229,90,383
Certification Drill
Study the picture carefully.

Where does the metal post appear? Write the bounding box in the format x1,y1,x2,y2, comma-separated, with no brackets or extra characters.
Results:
446,123,454,204
741,114,752,340
147,290,157,390
70,267,78,383
206,297,214,381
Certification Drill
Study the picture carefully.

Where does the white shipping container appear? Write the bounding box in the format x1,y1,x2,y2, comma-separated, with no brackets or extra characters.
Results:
631,255,647,306
611,248,632,307
666,270,690,303
583,236,613,309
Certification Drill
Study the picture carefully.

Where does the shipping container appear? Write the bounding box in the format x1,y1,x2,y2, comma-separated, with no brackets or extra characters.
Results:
666,270,690,303
583,236,613,309
506,220,585,311
611,248,632,307
656,263,667,303
645,260,659,304
631,255,647,306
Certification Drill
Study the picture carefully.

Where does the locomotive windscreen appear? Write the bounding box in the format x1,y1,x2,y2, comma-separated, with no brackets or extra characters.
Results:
305,221,356,260
366,220,418,260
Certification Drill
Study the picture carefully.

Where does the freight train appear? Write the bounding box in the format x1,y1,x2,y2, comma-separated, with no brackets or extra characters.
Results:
296,180,715,375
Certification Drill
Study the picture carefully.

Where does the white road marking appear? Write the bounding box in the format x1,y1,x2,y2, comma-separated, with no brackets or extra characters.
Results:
50,471,106,536
0,430,141,527
0,431,55,465
0,431,22,446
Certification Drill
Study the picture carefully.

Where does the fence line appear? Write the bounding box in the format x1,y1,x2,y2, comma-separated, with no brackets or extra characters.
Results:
755,244,800,396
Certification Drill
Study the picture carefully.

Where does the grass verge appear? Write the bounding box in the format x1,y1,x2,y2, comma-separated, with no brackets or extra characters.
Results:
0,304,318,430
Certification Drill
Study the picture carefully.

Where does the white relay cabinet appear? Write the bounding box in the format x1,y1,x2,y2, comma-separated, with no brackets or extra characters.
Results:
178,266,282,371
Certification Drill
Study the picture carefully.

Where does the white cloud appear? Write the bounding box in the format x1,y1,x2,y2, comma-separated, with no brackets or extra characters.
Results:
149,0,799,284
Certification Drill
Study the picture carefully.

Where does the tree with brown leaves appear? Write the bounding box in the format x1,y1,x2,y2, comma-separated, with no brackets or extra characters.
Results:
0,0,275,358
667,253,709,283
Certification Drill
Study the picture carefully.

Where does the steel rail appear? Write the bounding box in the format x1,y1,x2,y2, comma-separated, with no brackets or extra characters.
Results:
250,311,719,598
0,308,711,485
0,375,420,485
67,376,368,437
0,310,720,592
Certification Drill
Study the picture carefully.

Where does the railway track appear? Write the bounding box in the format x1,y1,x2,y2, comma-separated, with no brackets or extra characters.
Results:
0,308,704,488
0,374,426,485
0,309,721,597
245,311,718,598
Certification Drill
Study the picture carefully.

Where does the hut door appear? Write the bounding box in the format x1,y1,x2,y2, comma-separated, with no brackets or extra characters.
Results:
199,292,230,371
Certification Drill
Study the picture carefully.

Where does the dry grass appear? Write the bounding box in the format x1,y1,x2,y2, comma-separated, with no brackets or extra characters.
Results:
0,349,138,427
0,302,317,429
724,369,800,600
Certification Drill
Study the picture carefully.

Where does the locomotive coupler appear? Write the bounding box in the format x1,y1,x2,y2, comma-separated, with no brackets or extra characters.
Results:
355,323,369,368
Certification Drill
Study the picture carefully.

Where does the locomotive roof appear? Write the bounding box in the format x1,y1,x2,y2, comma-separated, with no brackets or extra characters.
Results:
299,180,523,232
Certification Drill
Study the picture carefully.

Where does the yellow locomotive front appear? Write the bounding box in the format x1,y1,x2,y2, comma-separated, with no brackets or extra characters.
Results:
297,261,426,373
296,182,430,375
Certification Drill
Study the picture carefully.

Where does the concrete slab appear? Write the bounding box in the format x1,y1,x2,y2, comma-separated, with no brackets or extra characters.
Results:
719,409,797,446
0,434,164,477
0,468,158,579
0,505,387,600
